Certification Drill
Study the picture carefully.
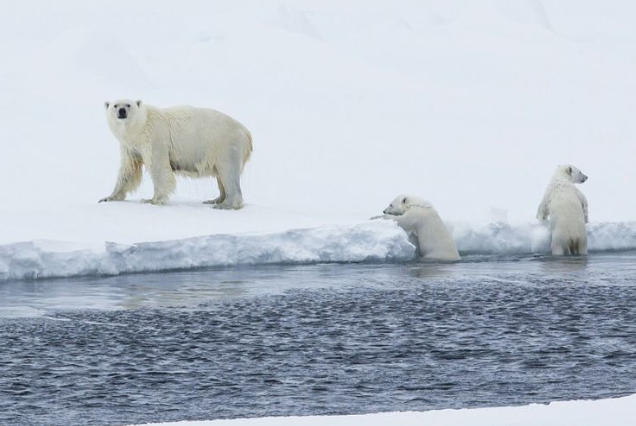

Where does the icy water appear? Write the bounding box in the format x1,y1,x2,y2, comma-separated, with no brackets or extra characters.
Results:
2,253,636,426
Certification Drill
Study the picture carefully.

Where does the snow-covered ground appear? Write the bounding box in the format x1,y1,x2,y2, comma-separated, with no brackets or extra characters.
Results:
2,1,636,236
2,0,636,276
130,393,636,426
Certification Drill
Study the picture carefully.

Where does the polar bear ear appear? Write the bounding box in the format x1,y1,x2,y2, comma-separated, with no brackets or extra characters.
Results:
104,101,110,110
566,166,572,175
136,100,142,107
402,197,408,204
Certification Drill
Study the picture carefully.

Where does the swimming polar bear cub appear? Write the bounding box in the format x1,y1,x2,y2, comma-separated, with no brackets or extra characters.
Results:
375,195,461,261
100,100,252,208
537,165,589,256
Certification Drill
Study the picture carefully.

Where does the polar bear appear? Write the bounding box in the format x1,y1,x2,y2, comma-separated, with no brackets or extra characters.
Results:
374,195,461,261
100,100,252,208
537,164,589,256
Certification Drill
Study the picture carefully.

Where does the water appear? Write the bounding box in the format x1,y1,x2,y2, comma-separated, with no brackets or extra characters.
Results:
2,253,636,426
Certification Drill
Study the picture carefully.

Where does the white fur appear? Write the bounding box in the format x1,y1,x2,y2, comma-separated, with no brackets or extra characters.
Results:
537,164,589,255
100,99,252,208
376,195,460,261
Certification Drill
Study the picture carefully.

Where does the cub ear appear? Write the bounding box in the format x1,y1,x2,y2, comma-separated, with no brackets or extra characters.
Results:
567,166,572,175
402,197,408,204
104,101,110,109
136,100,142,107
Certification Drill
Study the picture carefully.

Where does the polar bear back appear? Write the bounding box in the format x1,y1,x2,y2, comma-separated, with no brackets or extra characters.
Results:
546,183,586,225
544,183,587,250
144,105,252,176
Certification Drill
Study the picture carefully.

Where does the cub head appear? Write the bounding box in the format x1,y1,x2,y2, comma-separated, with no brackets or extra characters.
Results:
383,194,431,215
104,99,144,124
557,164,588,184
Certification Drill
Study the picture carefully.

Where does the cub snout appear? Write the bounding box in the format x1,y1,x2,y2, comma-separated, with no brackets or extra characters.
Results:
117,108,127,119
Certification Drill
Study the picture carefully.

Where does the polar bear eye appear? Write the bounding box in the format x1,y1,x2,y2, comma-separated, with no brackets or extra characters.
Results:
126,104,131,108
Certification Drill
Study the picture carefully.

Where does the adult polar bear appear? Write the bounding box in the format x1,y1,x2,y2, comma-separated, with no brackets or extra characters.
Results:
375,195,460,261
537,164,589,256
100,100,252,209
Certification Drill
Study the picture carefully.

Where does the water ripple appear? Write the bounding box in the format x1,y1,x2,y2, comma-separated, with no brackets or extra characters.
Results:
1,258,636,425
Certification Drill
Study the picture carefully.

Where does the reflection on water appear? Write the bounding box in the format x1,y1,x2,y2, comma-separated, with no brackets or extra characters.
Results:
536,255,590,274
0,252,634,318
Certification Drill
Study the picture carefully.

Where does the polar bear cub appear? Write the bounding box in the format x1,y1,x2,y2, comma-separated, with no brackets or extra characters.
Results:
537,165,589,256
100,100,252,209
376,195,461,261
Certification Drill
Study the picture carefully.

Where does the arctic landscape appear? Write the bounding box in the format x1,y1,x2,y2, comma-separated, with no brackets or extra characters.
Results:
1,0,636,425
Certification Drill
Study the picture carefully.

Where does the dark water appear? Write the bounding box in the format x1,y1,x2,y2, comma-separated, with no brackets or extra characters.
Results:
2,253,636,426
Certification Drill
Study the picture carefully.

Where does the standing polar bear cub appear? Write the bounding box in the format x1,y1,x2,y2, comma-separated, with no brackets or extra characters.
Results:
537,165,589,256
375,195,461,261
100,100,252,209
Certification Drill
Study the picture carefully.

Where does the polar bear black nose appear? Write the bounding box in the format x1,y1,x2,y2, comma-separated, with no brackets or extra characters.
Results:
118,108,127,119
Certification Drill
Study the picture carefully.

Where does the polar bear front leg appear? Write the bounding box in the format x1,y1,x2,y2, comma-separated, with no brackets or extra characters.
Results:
576,188,589,223
536,196,550,221
99,148,143,203
370,214,397,220
144,144,176,205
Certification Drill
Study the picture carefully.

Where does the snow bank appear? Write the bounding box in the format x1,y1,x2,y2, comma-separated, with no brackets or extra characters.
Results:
452,221,636,254
2,220,636,281
129,393,636,426
0,222,415,281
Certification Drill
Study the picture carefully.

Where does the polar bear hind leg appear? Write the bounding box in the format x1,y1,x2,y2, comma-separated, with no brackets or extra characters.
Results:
212,151,244,210
551,242,566,256
573,237,588,255
551,236,588,256
579,237,588,255
203,172,226,205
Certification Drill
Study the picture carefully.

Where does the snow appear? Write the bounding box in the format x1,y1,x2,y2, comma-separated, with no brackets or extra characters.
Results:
2,219,635,281
129,393,636,426
2,1,636,242
453,220,636,254
0,221,415,281
0,1,635,276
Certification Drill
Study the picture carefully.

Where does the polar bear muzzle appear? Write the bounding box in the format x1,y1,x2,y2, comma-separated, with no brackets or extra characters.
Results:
117,108,128,119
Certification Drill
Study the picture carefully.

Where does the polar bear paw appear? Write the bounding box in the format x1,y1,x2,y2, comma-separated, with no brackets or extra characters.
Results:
203,197,224,205
141,197,168,205
212,202,242,210
98,194,124,203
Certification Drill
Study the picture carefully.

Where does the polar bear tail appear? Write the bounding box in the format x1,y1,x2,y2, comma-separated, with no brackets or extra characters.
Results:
241,129,253,168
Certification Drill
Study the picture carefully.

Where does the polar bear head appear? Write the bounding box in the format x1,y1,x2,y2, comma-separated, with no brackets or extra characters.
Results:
555,164,588,184
104,99,145,127
383,194,432,215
